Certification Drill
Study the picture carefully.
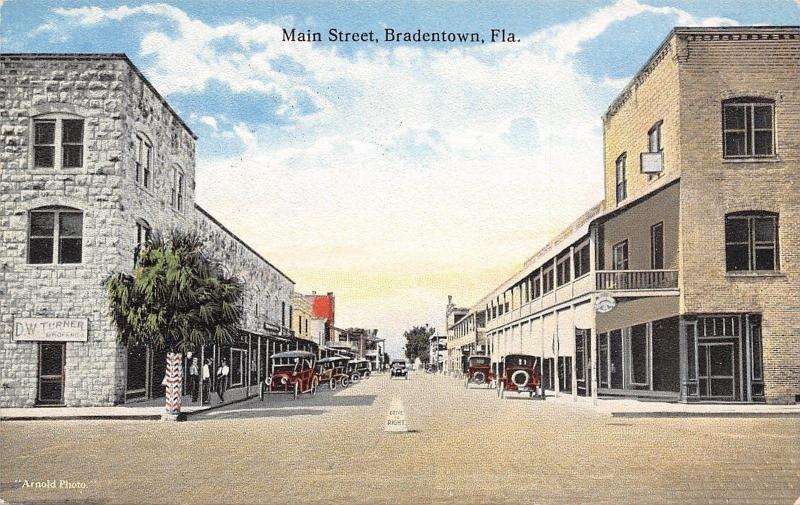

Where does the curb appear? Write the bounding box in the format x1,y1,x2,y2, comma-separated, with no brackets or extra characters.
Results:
611,411,800,418
0,394,257,422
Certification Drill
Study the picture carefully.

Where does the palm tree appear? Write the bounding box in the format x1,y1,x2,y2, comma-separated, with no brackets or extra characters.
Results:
105,229,243,415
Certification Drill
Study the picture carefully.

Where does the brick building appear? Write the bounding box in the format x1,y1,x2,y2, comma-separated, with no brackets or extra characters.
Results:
454,26,799,404
0,54,301,407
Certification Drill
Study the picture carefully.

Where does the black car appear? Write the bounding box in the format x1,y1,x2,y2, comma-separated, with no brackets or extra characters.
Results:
390,360,408,379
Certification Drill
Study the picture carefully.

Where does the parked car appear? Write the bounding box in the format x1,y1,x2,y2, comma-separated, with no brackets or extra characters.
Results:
464,355,493,388
261,350,318,400
315,356,350,390
496,354,541,399
390,359,409,379
348,359,371,381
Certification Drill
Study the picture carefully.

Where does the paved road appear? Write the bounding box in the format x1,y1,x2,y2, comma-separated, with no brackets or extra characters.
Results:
1,372,798,505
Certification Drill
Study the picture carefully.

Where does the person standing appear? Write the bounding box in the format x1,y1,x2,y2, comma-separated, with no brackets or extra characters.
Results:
189,357,200,402
201,358,212,405
217,358,230,402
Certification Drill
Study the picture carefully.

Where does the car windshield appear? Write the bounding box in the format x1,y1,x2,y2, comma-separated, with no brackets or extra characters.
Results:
470,358,490,365
507,356,535,367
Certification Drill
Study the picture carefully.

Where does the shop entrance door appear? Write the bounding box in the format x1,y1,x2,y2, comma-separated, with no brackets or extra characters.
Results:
38,342,65,405
575,329,591,396
698,342,736,400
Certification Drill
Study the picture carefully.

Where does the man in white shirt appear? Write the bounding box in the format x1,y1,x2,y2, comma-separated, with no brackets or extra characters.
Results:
216,358,230,401
201,359,211,405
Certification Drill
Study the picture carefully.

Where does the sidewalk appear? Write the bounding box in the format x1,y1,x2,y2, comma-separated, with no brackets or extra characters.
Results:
0,385,257,421
548,393,800,417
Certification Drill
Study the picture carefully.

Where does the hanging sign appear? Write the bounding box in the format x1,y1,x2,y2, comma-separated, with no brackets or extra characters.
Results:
594,293,616,314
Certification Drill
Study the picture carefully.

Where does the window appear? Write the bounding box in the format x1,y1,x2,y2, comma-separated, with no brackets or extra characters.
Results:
648,121,662,153
612,240,628,271
28,207,83,264
281,301,286,327
615,153,627,204
725,212,779,271
523,281,529,303
532,274,541,299
33,117,84,169
574,243,590,278
135,135,152,188
650,222,664,270
556,254,571,286
723,98,774,158
134,220,151,266
171,167,185,211
542,267,554,293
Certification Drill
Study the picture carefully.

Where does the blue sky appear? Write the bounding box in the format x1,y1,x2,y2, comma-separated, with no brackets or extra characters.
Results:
2,1,798,356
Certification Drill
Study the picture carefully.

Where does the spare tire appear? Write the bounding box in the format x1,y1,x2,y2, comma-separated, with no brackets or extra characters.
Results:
472,371,486,384
511,370,530,387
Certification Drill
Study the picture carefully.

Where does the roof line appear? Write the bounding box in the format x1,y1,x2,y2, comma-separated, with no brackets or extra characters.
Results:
194,204,295,284
0,53,197,139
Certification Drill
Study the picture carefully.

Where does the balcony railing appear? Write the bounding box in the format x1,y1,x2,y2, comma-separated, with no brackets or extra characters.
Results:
596,270,678,291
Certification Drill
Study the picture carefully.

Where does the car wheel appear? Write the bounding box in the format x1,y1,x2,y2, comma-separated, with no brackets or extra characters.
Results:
464,378,469,389
312,377,319,396
501,388,505,399
329,378,336,390
293,381,299,400
341,377,349,388
352,373,360,382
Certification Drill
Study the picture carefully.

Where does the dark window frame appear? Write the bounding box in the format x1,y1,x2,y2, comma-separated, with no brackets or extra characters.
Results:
722,97,775,158
650,222,664,270
27,207,84,265
574,243,591,278
725,212,779,272
615,153,627,204
612,240,629,271
32,116,84,169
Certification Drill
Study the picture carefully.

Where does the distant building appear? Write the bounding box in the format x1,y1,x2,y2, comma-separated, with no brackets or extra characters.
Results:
429,334,447,371
291,292,313,341
305,291,335,342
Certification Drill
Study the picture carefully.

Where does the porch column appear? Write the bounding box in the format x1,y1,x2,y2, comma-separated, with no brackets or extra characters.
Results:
257,337,261,395
247,335,252,394
589,223,599,405
572,305,578,402
554,316,560,397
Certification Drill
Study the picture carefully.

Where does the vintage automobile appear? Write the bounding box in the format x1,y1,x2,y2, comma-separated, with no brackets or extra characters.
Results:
389,359,409,379
261,350,318,400
464,355,493,388
316,356,350,390
496,354,541,399
348,359,372,381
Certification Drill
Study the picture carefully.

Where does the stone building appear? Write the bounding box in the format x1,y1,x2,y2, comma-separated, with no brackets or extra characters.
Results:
463,26,799,404
0,54,299,407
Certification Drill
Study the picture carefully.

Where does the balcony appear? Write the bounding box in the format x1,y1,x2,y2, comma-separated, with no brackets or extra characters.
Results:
596,270,678,292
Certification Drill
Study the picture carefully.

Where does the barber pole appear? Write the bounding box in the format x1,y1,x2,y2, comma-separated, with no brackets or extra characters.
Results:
164,352,183,414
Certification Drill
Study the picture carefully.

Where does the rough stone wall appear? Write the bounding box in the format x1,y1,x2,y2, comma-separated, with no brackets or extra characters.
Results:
0,55,197,407
676,30,800,403
193,206,294,338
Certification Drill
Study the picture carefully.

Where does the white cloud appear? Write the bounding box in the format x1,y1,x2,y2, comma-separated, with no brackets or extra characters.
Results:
46,1,739,352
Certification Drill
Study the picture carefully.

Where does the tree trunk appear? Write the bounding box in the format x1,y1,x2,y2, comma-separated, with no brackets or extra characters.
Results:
164,352,183,414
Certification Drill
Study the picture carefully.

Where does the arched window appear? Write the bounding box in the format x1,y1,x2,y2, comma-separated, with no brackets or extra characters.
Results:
725,211,779,271
722,97,775,158
28,206,83,264
32,114,84,169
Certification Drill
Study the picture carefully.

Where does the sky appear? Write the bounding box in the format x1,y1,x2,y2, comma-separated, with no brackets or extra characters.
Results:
2,1,798,357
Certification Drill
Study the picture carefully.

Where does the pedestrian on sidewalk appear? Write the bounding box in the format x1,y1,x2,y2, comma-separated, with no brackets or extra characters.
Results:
217,358,230,402
202,358,212,405
189,357,200,402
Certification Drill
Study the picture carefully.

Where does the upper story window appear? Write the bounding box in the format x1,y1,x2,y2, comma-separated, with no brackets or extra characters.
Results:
723,98,775,158
574,243,590,278
532,273,541,299
612,240,629,271
33,116,84,169
650,222,664,270
134,219,151,267
542,267,554,294
648,121,663,153
135,134,153,189
28,206,83,264
171,166,185,211
615,153,627,204
556,253,571,286
725,212,779,271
